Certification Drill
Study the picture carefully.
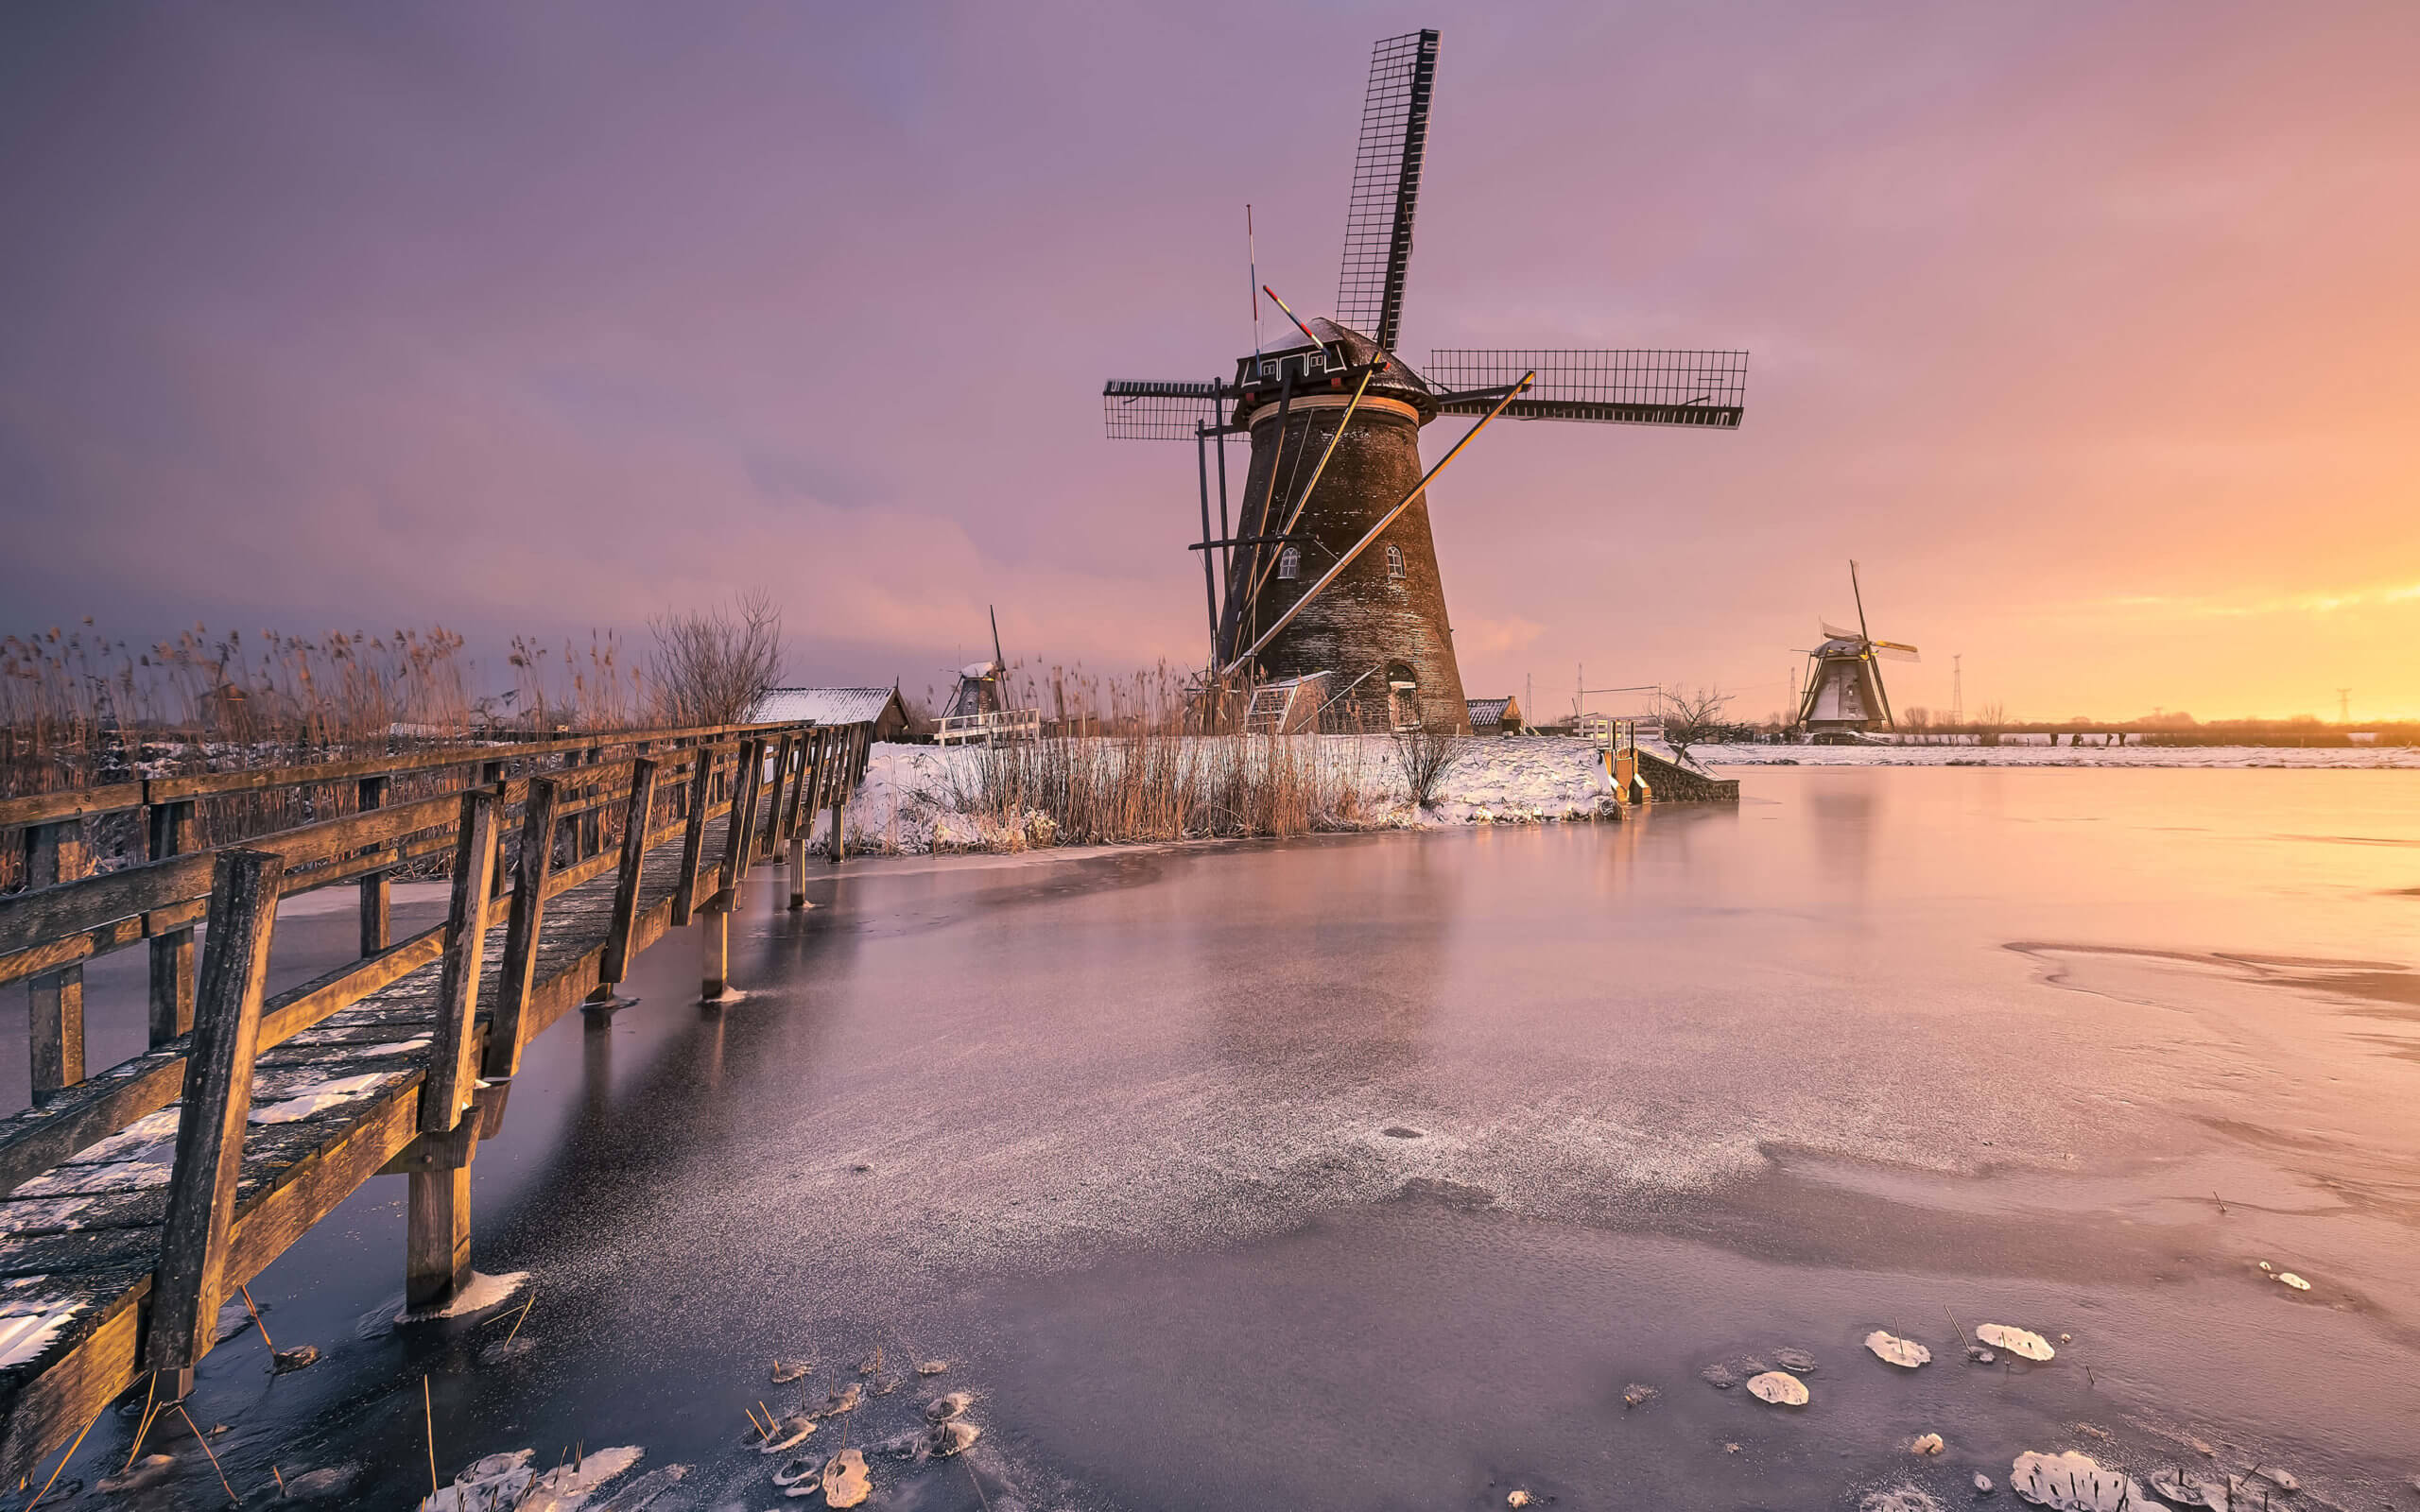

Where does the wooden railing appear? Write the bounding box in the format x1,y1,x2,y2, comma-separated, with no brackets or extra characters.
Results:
932,708,1042,746
0,716,876,1480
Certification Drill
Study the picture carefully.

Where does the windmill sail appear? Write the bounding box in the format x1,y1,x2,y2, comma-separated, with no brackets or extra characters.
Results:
1102,379,1241,441
1335,30,1440,353
1427,350,1747,428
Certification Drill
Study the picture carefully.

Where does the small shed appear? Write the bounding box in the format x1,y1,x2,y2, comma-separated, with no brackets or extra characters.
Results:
752,686,912,743
1466,695,1525,735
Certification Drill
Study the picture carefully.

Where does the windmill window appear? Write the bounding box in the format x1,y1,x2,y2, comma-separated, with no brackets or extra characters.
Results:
1385,544,1406,579
1303,350,1326,373
1277,546,1301,580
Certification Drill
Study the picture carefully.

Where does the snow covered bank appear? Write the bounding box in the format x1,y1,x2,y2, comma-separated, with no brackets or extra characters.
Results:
834,737,1635,856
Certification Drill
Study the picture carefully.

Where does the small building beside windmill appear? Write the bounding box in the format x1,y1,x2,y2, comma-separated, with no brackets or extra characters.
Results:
752,685,913,743
1465,695,1525,735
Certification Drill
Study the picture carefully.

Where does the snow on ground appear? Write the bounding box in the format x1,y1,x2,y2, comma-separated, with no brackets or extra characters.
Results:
836,737,1626,856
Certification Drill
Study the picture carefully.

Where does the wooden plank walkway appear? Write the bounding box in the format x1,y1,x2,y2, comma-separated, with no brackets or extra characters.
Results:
0,718,873,1482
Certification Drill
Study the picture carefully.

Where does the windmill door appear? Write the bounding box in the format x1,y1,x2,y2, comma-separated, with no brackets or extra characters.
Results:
1387,665,1421,731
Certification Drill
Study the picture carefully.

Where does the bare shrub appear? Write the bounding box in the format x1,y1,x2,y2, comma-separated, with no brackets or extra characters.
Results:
1391,724,1469,809
648,589,784,728
1658,685,1735,771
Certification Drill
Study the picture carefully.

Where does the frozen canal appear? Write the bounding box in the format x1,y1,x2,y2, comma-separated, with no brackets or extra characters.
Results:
39,765,2420,1507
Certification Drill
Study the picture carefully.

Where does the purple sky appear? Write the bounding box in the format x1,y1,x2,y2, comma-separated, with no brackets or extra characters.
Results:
5,4,2415,721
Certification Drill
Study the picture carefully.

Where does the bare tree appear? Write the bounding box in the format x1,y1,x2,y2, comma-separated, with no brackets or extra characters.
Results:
1658,685,1735,771
1974,699,2006,746
1391,719,1469,809
648,589,785,727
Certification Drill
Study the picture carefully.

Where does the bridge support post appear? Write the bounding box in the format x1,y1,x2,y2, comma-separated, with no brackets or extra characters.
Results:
406,1167,472,1310
386,1080,509,1313
700,908,729,1003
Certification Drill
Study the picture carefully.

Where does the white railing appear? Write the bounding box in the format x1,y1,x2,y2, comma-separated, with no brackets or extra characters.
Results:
934,709,1043,746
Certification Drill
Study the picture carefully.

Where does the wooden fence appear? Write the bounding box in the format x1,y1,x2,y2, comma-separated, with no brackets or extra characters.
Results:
0,716,873,1482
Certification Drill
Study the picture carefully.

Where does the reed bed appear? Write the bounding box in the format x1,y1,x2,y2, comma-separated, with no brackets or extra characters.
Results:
0,619,650,890
949,731,1373,847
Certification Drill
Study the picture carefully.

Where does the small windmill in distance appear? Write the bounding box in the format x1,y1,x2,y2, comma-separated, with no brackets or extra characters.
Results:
1103,29,1747,731
1795,561,1918,738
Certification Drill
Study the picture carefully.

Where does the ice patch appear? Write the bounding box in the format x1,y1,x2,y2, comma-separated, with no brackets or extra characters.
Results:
420,1444,641,1512
397,1268,529,1324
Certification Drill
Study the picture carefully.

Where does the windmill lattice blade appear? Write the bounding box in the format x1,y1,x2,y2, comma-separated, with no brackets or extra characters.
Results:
1335,29,1440,353
1820,621,1861,642
1101,379,1243,442
1427,350,1747,428
1873,642,1921,662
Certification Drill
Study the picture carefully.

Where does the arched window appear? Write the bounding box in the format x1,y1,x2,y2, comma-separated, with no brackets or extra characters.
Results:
1277,546,1301,581
1385,544,1406,580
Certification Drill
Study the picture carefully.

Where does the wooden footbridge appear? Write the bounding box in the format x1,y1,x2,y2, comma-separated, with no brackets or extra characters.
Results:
0,716,873,1483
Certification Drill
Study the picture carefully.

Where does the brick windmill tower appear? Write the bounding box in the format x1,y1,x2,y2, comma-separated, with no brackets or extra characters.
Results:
1105,29,1749,730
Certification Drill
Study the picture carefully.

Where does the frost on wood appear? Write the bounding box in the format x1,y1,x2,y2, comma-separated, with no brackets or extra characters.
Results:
1976,1323,2055,1361
0,1299,81,1368
1747,1370,1809,1405
1865,1330,1931,1368
2009,1451,2147,1511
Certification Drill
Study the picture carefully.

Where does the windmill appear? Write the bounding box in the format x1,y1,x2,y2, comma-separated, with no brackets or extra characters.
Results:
1794,561,1919,737
1102,29,1747,732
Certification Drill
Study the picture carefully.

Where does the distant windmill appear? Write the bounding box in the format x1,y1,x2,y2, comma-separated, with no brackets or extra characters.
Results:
1103,29,1748,731
1795,561,1918,736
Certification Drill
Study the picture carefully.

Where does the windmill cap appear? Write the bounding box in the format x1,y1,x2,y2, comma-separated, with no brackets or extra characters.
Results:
1234,317,1438,426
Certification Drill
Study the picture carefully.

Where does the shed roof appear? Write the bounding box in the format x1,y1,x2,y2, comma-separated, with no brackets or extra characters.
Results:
1466,696,1521,728
752,687,905,727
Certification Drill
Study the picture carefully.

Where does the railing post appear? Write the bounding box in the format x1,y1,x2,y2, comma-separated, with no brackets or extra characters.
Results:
579,745,604,858
356,774,390,955
598,758,659,997
761,734,796,862
787,729,818,910
147,847,283,1383
702,738,761,1005
672,744,717,928
717,737,766,914
422,788,502,1136
828,727,862,866
147,799,199,1048
25,819,89,1101
483,776,561,1079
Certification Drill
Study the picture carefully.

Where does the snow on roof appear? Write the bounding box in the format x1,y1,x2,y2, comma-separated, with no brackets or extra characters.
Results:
752,687,901,726
1467,696,1519,728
